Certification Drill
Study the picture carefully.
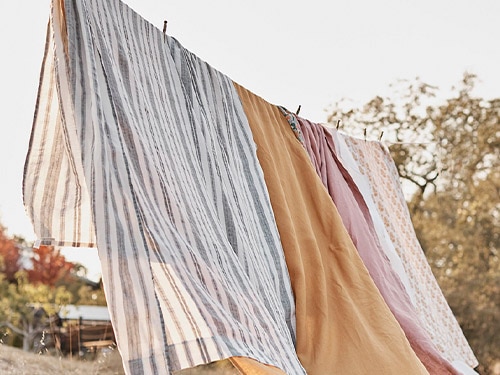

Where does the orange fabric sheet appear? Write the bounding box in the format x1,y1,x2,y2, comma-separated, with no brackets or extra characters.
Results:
230,357,288,375
174,357,287,375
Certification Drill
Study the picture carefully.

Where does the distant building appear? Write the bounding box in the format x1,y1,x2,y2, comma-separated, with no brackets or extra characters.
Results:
58,305,111,323
50,305,115,357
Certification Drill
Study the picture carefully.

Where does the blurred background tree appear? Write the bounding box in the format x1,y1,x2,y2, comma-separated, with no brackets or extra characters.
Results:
0,271,72,351
27,245,74,286
0,225,107,351
0,224,22,282
327,72,499,374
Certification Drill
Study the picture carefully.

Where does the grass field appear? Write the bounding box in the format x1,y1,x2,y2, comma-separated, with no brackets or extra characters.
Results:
0,344,125,374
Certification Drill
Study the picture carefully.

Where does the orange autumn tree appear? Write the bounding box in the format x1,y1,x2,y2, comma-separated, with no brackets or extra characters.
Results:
0,224,21,282
27,245,74,286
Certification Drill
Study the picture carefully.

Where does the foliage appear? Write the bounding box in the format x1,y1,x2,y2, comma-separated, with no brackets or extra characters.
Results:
0,225,21,282
27,245,74,286
55,275,107,306
0,271,72,351
327,73,499,374
0,228,108,351
74,284,107,306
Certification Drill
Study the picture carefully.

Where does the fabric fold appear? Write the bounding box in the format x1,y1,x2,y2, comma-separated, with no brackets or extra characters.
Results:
339,135,478,368
23,10,96,249
174,357,287,375
329,129,417,306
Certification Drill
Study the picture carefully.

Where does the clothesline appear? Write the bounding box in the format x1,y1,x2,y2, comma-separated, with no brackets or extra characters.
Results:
319,118,438,145
323,125,437,145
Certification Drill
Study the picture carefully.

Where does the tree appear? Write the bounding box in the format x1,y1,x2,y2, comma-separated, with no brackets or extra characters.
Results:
56,273,108,306
74,283,107,306
0,224,22,282
27,245,75,286
0,223,107,351
0,271,72,351
327,73,499,374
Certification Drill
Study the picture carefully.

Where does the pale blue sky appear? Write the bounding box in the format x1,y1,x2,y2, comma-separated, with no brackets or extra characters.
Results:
1,0,499,280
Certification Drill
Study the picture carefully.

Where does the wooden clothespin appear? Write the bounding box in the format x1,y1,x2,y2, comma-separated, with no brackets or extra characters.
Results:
163,20,168,42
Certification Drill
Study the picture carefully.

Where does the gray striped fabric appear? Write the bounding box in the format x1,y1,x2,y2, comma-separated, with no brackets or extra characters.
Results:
23,0,305,374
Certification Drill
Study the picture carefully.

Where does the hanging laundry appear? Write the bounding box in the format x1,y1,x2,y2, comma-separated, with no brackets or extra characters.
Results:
174,359,238,375
174,357,289,375
24,0,304,374
24,0,479,374
234,83,429,375
339,135,479,369
280,112,462,374
326,126,417,306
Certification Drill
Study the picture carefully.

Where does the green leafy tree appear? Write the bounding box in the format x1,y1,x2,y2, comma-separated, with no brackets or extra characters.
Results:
0,271,72,351
0,229,79,351
75,283,107,306
327,73,499,374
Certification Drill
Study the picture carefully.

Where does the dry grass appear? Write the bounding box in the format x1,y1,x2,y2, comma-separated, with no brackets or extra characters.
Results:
0,344,125,375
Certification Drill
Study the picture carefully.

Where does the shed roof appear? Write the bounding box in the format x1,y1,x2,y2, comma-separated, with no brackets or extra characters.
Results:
59,305,110,322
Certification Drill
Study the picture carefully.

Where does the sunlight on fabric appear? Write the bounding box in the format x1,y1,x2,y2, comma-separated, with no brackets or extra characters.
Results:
151,262,221,364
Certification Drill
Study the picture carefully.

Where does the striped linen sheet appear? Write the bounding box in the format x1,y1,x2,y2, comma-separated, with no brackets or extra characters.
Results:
24,0,305,374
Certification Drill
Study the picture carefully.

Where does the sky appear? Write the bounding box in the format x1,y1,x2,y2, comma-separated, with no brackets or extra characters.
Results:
0,0,499,280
